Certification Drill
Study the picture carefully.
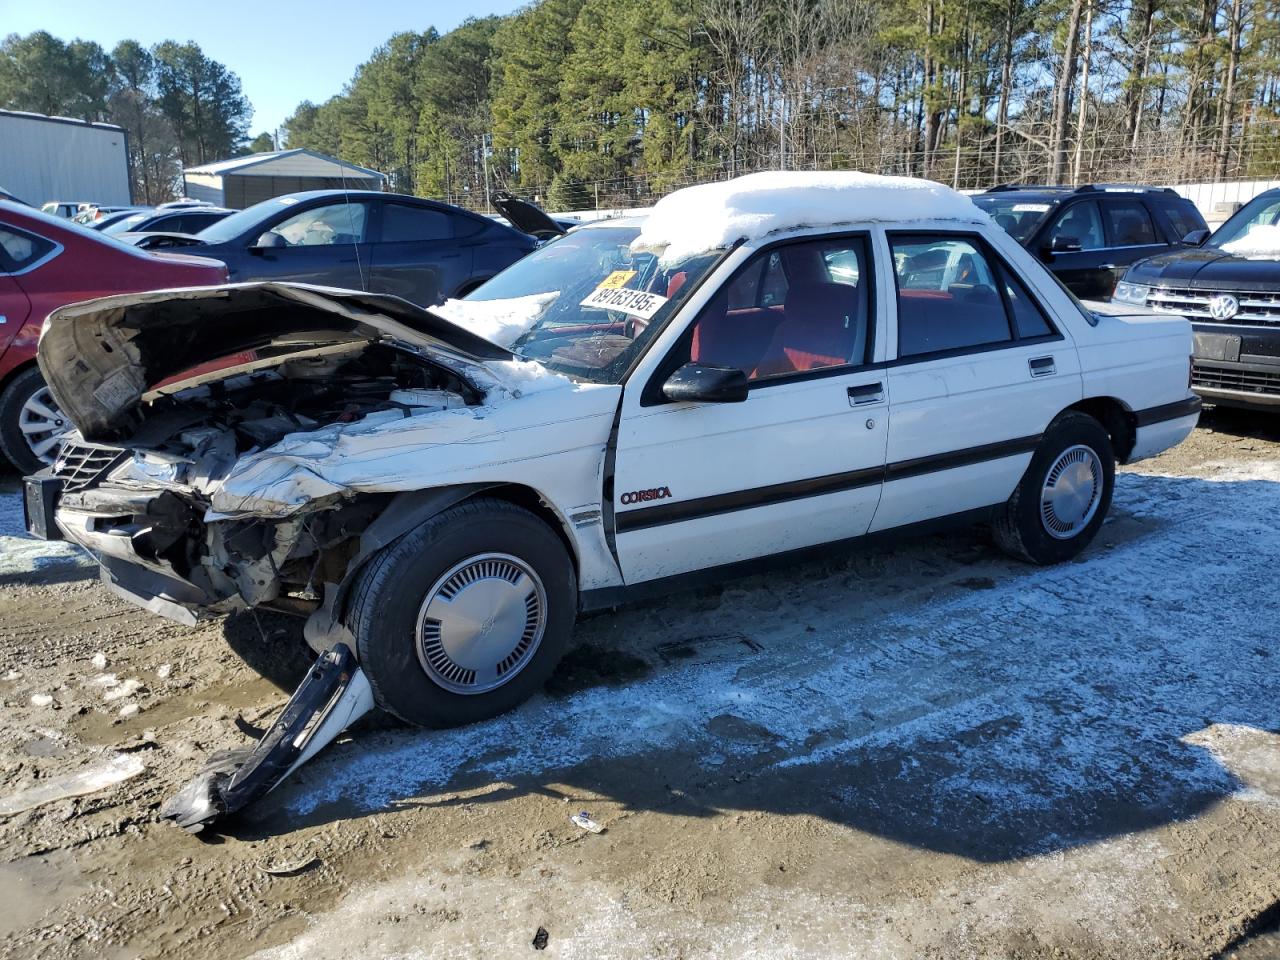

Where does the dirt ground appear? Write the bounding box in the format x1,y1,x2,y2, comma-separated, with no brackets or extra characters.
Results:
1,406,1279,960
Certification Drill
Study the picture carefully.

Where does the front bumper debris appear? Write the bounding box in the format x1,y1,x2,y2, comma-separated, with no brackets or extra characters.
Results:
161,643,374,833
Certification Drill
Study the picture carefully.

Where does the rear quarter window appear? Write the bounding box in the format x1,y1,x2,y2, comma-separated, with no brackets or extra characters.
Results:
1158,199,1208,238
0,224,57,272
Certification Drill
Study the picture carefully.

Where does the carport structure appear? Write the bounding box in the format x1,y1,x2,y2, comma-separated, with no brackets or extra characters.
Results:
182,149,386,209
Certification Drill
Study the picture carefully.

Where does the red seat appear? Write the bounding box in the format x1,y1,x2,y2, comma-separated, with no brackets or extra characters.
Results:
690,300,785,374
754,282,866,377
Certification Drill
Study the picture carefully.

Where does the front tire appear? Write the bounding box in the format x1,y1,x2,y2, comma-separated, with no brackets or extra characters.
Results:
0,367,68,475
346,498,576,728
992,411,1115,565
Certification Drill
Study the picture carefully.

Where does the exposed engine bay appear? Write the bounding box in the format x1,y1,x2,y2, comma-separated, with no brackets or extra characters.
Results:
49,341,475,621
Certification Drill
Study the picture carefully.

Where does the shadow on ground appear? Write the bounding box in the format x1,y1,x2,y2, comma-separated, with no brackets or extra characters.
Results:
197,469,1280,873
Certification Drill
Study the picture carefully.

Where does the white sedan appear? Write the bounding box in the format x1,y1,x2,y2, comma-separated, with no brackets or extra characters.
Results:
31,171,1199,729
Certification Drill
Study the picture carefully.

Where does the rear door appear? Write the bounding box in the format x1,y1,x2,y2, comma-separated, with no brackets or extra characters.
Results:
612,233,890,584
875,231,1082,532
1098,197,1169,294
1039,200,1114,299
368,201,472,306
240,199,375,291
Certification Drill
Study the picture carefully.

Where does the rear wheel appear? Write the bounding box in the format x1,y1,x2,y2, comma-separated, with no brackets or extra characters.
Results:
346,498,576,728
0,367,68,475
992,411,1115,565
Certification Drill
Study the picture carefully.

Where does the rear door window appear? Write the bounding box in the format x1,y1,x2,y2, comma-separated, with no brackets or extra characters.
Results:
380,203,454,243
890,235,1013,357
1103,200,1159,246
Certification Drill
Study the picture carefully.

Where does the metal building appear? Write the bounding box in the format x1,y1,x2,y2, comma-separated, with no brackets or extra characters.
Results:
182,149,386,208
0,109,131,206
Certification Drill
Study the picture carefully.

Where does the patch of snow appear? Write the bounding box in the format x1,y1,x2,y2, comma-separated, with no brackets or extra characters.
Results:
102,678,143,702
632,171,990,264
284,461,1280,847
28,693,53,708
91,652,108,671
0,487,92,579
1219,224,1280,259
432,292,557,348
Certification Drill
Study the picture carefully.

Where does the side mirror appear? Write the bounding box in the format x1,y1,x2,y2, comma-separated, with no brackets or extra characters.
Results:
251,231,286,251
1182,228,1211,246
662,363,749,404
1048,235,1082,253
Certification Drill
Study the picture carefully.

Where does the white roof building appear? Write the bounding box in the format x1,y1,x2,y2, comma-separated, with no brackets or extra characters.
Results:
183,149,386,208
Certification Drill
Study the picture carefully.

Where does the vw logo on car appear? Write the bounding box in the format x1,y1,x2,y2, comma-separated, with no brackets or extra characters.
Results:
1208,294,1240,321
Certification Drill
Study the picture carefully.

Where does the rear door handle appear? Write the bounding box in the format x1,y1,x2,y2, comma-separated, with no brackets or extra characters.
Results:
1100,263,1117,270
1029,356,1056,378
847,381,885,405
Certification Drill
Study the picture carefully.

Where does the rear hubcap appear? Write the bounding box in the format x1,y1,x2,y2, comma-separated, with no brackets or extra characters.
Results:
1040,444,1103,539
18,386,68,465
415,553,547,695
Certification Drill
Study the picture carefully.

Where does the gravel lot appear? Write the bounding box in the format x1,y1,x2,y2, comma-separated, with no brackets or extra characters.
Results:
1,406,1278,960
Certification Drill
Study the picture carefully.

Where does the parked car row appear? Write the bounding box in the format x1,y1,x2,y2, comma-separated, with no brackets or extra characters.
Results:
0,190,544,472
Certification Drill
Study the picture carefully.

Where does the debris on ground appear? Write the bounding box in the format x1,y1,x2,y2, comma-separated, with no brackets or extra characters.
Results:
0,754,145,816
532,926,550,950
260,855,321,877
569,811,604,834
160,644,373,833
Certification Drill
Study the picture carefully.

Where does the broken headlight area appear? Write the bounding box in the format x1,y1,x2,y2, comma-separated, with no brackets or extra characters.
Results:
49,341,476,617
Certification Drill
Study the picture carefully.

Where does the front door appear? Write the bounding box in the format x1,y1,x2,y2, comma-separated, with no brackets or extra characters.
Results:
241,200,375,291
612,234,890,584
1040,200,1114,299
873,232,1082,532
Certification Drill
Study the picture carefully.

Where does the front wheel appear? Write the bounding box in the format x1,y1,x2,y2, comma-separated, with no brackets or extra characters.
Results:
992,411,1115,565
345,498,576,727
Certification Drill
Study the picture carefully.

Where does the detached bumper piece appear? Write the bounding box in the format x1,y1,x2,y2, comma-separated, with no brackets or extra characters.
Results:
161,643,374,833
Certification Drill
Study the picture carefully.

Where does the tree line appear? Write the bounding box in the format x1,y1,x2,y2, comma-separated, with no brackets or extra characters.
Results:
285,0,1280,212
0,31,257,203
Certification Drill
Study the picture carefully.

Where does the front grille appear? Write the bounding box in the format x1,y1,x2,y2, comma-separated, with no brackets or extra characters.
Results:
1192,362,1280,396
52,440,126,493
1147,286,1280,325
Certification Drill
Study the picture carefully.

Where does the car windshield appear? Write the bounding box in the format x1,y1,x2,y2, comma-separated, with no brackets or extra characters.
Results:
1208,192,1280,249
455,224,724,384
972,196,1056,243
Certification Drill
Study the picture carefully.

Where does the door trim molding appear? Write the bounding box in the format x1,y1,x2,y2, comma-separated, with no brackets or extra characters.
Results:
615,433,1042,532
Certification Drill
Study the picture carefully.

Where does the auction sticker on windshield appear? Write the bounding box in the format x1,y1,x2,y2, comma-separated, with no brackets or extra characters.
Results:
579,284,669,319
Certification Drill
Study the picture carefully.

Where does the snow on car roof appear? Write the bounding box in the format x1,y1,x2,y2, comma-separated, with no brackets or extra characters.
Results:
632,171,990,263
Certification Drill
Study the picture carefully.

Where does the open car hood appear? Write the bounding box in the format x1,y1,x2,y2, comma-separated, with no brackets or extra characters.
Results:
492,193,567,239
39,281,515,440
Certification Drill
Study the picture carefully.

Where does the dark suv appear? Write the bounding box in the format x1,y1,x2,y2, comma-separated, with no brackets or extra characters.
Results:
974,184,1209,299
1113,187,1280,412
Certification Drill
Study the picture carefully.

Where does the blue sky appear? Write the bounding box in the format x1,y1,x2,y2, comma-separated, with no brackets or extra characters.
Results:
0,0,528,138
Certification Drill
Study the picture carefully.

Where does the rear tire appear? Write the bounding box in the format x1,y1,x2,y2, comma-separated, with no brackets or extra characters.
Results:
992,411,1115,565
346,497,576,728
0,367,67,475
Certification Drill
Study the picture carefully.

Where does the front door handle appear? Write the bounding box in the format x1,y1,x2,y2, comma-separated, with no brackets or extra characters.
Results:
847,381,885,405
1029,356,1056,378
1099,263,1117,270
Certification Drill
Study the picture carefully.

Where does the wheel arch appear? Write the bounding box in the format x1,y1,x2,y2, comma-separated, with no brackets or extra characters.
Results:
1063,396,1136,463
305,482,582,654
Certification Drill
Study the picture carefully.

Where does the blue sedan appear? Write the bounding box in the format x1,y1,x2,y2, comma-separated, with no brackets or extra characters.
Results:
130,190,538,306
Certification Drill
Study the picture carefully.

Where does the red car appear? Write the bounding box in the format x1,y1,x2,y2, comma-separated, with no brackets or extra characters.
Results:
0,201,228,474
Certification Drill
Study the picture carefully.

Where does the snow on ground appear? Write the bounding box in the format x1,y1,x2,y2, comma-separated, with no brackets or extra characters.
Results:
255,459,1280,958
632,171,990,264
0,484,91,579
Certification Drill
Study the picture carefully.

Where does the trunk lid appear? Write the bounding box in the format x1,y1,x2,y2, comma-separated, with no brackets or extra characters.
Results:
39,281,515,441
492,193,567,239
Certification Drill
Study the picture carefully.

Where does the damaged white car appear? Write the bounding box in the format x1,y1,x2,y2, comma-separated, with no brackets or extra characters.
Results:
28,172,1201,733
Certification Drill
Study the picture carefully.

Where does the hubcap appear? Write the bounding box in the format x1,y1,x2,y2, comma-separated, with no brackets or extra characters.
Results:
415,553,547,695
1040,444,1103,540
18,385,68,465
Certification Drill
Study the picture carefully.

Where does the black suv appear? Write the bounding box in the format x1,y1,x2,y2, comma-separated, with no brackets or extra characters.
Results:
1114,187,1280,412
974,184,1209,300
